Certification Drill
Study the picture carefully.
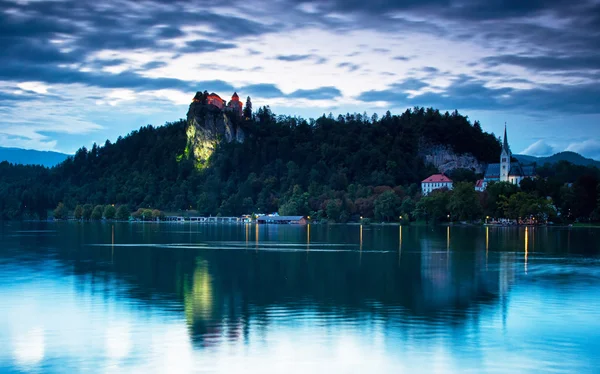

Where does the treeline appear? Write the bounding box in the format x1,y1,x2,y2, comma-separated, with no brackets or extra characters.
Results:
53,203,166,221
0,105,598,223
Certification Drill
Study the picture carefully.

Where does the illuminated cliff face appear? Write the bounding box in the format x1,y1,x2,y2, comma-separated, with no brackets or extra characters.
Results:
185,93,245,169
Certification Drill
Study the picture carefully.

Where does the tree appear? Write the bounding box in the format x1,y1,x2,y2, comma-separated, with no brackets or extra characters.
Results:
104,205,116,220
152,209,164,220
116,205,130,221
82,204,93,220
448,168,478,183
485,182,519,217
53,202,68,220
243,96,252,119
374,190,399,222
74,205,84,220
91,205,103,220
142,209,153,221
448,182,482,221
415,190,450,223
325,199,342,222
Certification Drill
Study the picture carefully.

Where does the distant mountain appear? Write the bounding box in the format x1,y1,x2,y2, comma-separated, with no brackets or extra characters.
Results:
0,147,69,167
514,151,600,168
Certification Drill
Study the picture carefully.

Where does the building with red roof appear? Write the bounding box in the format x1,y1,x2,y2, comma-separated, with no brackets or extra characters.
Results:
475,179,486,192
206,93,224,109
421,174,453,195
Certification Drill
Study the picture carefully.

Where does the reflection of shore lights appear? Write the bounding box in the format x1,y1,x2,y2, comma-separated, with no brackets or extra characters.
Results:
525,227,529,273
359,225,363,250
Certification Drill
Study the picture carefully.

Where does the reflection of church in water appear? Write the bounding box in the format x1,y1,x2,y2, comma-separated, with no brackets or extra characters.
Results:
418,227,517,315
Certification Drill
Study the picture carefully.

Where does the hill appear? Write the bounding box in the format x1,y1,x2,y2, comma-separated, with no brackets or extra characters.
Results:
0,101,504,220
0,147,69,167
514,151,600,168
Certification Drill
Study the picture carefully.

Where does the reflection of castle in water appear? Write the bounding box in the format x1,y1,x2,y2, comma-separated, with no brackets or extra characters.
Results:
176,226,529,347
30,222,531,349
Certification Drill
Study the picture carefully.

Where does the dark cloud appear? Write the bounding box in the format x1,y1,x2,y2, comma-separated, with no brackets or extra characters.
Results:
276,54,314,62
288,87,341,100
483,54,600,72
275,54,327,64
181,40,237,53
243,84,284,98
393,56,411,61
358,75,600,114
422,66,439,74
337,62,360,72
141,61,168,70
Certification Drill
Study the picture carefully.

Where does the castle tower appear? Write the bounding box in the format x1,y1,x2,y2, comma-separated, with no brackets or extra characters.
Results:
500,124,511,182
227,92,243,116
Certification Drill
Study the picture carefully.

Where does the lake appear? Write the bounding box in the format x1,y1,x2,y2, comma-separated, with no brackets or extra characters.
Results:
1,222,599,373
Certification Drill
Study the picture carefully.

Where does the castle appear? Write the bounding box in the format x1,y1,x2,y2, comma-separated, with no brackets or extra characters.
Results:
480,125,535,189
192,91,243,117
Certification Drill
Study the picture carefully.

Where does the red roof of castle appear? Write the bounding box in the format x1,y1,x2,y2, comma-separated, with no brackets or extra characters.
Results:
422,174,452,183
231,92,240,100
208,93,223,100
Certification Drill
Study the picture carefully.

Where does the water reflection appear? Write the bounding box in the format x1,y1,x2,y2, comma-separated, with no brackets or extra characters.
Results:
1,223,600,373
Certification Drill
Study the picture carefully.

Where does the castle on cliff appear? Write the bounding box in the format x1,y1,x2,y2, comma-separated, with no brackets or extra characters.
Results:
192,91,243,117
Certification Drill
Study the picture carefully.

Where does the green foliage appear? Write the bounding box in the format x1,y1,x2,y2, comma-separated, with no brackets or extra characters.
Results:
415,190,450,223
448,168,479,183
74,205,83,220
448,182,482,221
0,106,598,224
116,205,130,221
91,205,103,220
505,192,555,221
243,96,252,119
152,209,164,220
104,205,116,220
374,190,400,222
53,202,68,220
143,209,153,220
82,204,93,220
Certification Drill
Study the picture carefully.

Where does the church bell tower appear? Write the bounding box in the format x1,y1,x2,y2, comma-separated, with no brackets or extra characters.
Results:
500,124,511,182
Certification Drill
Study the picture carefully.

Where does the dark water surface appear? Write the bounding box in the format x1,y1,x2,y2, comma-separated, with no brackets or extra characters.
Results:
1,222,600,373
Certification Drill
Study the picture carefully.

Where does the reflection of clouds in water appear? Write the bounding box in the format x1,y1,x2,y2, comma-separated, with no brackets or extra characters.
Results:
153,327,194,373
13,326,45,368
105,322,131,360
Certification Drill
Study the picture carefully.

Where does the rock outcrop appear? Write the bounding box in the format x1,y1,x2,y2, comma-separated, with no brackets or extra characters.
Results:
185,97,245,168
420,142,485,174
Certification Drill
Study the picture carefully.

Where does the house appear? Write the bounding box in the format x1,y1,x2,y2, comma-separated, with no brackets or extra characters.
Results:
475,179,485,192
484,125,536,187
421,174,453,196
256,215,308,224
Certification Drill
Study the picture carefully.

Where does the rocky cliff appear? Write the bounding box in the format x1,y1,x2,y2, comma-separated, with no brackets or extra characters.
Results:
420,142,486,174
186,100,245,168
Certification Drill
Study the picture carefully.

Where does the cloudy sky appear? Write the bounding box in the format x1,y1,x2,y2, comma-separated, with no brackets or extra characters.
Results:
1,0,599,158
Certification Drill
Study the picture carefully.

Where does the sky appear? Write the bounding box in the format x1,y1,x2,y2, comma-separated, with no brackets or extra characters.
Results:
1,0,599,158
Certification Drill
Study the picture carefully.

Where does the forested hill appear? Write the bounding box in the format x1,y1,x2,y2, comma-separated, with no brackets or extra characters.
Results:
0,147,69,167
0,106,502,220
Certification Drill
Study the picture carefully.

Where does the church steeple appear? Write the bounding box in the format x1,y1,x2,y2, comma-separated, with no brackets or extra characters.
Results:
500,123,511,182
502,123,510,154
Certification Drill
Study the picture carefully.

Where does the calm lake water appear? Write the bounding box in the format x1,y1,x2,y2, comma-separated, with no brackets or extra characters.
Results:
1,222,599,373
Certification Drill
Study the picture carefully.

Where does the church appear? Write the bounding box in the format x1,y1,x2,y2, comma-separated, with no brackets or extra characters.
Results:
480,126,536,189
